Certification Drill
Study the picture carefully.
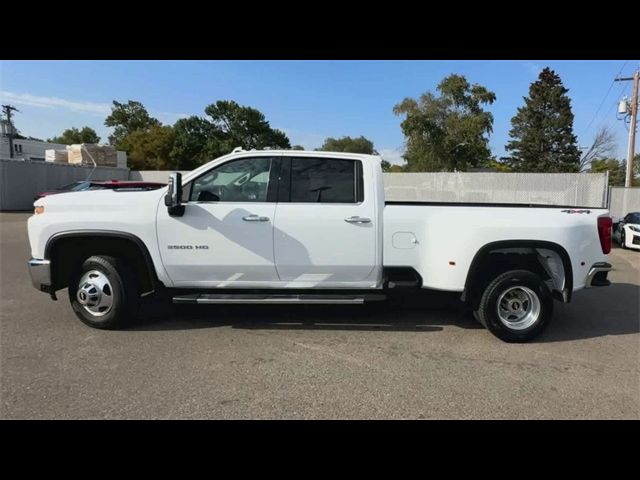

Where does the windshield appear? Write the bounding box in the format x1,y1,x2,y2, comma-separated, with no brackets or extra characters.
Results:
71,181,92,191
626,213,640,224
57,181,89,191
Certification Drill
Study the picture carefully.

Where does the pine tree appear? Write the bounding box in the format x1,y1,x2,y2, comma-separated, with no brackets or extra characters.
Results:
506,68,581,172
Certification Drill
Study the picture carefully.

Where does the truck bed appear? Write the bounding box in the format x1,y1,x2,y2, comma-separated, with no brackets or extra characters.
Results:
383,202,609,292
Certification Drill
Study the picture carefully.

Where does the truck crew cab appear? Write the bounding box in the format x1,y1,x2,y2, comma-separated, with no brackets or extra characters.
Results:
28,149,613,342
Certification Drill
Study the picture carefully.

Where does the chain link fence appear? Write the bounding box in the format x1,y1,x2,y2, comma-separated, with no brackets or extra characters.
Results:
609,187,640,220
383,172,608,207
1,161,610,211
0,158,129,211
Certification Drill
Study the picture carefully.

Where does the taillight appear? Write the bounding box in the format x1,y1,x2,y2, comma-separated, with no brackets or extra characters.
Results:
597,216,612,254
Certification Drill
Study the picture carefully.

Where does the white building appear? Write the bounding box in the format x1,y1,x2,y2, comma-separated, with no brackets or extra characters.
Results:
0,136,127,168
0,136,69,162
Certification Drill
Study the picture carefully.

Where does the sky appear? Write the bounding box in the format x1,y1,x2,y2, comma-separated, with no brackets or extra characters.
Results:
1,60,638,165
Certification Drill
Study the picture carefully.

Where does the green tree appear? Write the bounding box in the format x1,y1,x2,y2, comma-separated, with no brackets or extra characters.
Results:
119,125,175,170
168,101,291,169
589,155,640,186
588,158,626,186
381,159,391,172
105,100,160,148
48,126,100,144
319,135,377,154
203,100,290,157
291,145,305,150
393,74,496,172
170,116,215,170
487,159,513,172
506,68,581,173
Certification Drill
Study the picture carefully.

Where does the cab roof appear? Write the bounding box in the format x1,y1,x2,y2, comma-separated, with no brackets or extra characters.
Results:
228,148,381,161
183,148,382,183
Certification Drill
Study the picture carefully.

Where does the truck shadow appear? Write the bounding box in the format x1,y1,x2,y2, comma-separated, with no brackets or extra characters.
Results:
131,283,639,342
537,282,639,343
132,290,470,333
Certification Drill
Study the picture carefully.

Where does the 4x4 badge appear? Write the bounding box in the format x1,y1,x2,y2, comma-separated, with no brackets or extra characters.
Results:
561,209,591,214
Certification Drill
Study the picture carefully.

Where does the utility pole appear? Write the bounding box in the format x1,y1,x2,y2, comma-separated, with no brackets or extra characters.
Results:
1,104,19,159
615,71,639,188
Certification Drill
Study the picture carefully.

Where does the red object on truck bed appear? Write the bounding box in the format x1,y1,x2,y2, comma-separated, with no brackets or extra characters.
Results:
35,180,166,200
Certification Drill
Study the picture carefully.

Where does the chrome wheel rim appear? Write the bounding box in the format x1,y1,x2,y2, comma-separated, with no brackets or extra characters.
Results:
496,286,540,330
77,270,114,317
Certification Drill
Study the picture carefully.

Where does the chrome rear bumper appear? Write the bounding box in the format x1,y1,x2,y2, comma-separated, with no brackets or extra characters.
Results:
585,262,612,288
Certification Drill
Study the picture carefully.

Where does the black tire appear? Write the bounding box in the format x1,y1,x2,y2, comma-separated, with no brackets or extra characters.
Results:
620,229,627,249
477,269,553,343
68,255,138,329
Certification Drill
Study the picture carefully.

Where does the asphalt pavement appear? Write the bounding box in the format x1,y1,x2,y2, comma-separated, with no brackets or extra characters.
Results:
1,212,638,419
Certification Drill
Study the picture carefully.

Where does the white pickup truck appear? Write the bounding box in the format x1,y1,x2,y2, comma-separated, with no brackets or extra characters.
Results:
27,149,614,342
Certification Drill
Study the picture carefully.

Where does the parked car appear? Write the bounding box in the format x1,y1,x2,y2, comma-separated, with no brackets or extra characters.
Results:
27,149,613,343
613,212,640,250
34,180,166,200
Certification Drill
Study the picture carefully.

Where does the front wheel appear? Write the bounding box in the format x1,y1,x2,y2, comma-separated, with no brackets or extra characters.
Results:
476,270,553,343
620,229,627,249
68,255,138,329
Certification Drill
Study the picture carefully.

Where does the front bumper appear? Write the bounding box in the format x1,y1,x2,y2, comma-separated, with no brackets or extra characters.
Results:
585,262,612,288
628,232,640,249
28,258,54,295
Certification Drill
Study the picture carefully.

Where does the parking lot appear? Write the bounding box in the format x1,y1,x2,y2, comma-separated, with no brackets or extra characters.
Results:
1,212,638,419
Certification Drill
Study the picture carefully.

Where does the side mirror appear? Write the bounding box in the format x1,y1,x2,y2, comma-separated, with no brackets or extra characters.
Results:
165,172,185,217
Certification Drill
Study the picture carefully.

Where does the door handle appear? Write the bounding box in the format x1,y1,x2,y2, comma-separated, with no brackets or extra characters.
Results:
344,216,371,224
242,214,270,222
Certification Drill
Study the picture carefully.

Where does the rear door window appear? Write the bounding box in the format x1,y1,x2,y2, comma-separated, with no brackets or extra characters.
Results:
287,157,362,203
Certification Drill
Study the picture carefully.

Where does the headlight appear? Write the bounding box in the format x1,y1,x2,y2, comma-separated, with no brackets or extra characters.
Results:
34,206,44,215
629,225,640,233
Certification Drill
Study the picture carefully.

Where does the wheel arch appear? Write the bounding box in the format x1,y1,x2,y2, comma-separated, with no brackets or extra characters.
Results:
463,240,574,305
45,230,161,294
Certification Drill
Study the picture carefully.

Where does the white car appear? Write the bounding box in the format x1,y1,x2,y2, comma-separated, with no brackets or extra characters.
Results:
27,149,613,343
613,212,640,250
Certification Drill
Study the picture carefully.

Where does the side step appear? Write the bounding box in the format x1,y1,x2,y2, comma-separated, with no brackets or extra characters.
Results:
173,293,386,305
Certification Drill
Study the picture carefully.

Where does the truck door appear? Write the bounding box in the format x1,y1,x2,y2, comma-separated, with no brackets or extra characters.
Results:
156,156,280,287
273,156,379,288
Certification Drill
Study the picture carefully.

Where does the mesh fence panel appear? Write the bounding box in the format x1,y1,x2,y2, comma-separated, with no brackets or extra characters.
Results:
383,172,608,207
609,187,640,219
0,158,129,211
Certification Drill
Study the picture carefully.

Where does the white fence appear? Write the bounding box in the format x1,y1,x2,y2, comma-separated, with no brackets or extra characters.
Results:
383,172,608,207
0,160,610,212
131,171,608,208
609,187,640,220
0,158,129,211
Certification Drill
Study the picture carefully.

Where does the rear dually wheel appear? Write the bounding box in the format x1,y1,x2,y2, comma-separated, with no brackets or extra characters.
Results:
476,269,553,343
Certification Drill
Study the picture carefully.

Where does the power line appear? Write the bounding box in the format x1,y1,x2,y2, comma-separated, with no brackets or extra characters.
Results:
580,60,629,139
